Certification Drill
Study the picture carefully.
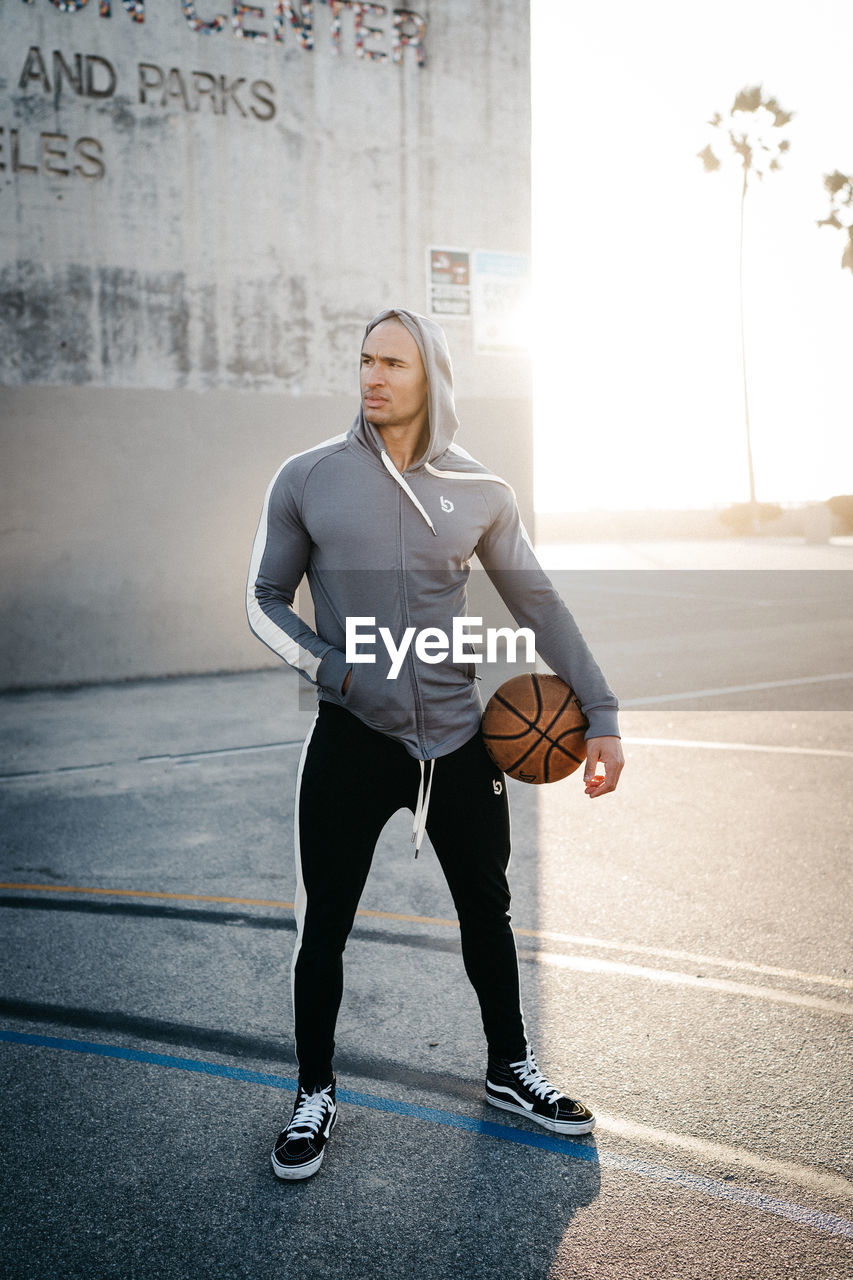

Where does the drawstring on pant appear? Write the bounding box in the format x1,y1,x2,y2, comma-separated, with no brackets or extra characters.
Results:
412,758,435,858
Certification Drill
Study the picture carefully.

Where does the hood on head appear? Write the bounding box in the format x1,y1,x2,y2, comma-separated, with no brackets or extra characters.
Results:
359,306,461,468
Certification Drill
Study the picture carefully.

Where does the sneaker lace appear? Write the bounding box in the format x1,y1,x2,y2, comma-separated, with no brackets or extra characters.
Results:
510,1051,562,1105
289,1086,333,1138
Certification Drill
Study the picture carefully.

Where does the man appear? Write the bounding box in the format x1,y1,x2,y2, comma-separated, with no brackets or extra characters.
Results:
247,307,623,1180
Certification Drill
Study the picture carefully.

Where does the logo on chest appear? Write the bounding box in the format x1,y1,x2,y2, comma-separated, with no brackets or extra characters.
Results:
439,495,455,513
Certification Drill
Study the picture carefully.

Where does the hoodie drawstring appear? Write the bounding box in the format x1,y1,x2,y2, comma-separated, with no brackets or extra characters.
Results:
412,758,435,858
381,452,438,536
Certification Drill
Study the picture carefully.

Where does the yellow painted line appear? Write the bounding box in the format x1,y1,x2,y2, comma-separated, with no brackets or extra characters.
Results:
0,883,459,928
356,906,459,929
0,883,295,910
3,884,850,1006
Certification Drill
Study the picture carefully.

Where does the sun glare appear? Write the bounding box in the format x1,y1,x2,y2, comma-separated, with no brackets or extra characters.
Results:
531,0,853,515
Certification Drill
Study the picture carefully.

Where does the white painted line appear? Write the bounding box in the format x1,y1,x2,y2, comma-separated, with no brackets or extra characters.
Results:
0,741,304,781
513,927,853,992
6,1030,852,1241
140,741,303,763
621,672,853,706
601,1151,853,1239
521,950,853,1017
595,1112,853,1203
6,880,849,995
623,736,853,760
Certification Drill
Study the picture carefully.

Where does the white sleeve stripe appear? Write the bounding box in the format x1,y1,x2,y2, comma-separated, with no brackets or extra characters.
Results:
424,461,534,551
245,439,346,680
424,461,515,494
246,596,322,681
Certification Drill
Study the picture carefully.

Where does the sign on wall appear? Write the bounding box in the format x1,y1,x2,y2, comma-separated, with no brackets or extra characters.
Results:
426,247,471,317
427,245,530,355
472,250,530,356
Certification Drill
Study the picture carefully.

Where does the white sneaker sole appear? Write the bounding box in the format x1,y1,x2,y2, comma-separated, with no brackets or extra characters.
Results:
270,1148,326,1180
486,1091,596,1136
270,1112,338,1180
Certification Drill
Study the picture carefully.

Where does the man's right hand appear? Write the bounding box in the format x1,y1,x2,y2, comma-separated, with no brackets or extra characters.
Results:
583,736,624,797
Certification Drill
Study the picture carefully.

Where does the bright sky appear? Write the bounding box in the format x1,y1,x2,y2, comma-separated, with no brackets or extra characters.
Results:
531,0,853,512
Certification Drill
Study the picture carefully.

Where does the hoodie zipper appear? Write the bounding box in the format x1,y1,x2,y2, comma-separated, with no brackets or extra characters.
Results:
396,486,436,856
382,449,438,848
382,447,435,761
394,479,429,762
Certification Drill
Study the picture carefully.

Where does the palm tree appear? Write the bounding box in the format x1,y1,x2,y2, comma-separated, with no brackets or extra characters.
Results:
817,171,853,275
698,86,793,519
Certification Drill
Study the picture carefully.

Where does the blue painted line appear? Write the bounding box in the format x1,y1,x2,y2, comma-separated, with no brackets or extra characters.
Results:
337,1084,599,1160
0,1029,299,1089
2,1028,852,1240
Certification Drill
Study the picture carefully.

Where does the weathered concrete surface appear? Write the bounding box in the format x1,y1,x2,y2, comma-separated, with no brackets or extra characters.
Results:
0,385,533,686
1,2,531,397
1,1,533,686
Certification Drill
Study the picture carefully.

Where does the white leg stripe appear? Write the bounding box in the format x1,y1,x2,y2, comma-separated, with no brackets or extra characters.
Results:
290,709,319,1014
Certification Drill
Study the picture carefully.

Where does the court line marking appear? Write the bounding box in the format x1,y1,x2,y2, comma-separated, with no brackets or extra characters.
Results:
516,931,853,992
3,882,850,995
4,695,852,780
1,996,849,1204
2,1001,848,1205
0,761,129,782
621,671,853,706
139,742,304,764
0,740,306,781
623,736,853,760
1,1030,850,1240
2,891,849,1017
593,1113,853,1204
522,952,852,1018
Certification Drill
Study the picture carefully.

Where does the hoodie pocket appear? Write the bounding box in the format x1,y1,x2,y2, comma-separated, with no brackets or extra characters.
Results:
340,657,418,738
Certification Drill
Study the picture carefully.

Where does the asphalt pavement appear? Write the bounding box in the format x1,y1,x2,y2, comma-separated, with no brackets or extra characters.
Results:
1,539,852,1279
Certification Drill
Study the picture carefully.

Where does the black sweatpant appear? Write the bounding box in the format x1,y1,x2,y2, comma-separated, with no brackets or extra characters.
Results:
292,702,527,1088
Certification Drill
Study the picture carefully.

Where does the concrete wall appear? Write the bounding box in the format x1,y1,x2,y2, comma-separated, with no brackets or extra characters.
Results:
0,0,532,688
1,385,532,685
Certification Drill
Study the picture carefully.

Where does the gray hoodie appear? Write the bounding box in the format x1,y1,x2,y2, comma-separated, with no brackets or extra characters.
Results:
247,307,619,761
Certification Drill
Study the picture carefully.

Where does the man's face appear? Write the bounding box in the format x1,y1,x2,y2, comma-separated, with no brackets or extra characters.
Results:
360,319,428,432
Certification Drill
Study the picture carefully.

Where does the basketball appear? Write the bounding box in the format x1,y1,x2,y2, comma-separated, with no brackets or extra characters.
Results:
481,673,588,784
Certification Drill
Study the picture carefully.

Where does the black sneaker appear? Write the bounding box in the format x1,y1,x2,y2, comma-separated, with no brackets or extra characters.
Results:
270,1078,338,1180
485,1047,596,1135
